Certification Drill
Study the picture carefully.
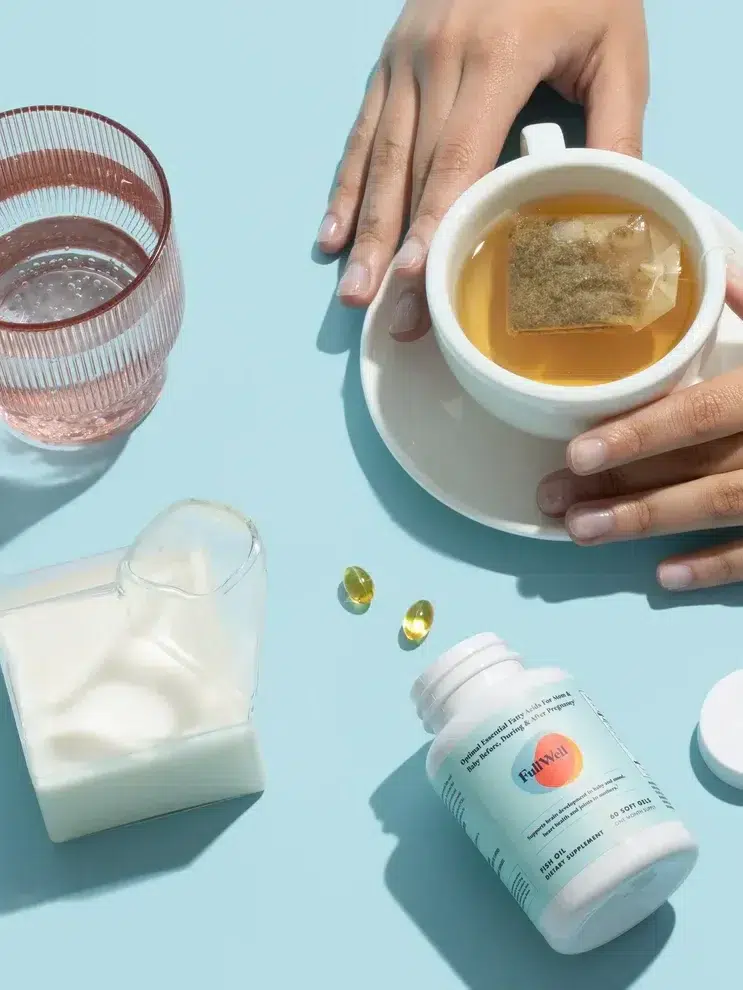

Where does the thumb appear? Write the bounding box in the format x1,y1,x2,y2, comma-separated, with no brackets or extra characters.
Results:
583,49,648,159
725,263,743,319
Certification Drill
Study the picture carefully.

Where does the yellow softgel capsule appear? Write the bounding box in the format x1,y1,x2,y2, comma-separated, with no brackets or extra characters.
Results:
343,566,375,606
402,599,434,643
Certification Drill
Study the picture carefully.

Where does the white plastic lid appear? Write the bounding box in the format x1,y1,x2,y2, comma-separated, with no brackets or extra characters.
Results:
698,669,743,789
411,633,522,732
411,633,503,704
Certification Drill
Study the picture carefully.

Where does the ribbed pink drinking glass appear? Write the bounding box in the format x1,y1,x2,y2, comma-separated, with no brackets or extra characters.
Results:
0,106,184,446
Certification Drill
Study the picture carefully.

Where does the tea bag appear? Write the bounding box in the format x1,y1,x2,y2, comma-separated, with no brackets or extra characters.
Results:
507,212,682,334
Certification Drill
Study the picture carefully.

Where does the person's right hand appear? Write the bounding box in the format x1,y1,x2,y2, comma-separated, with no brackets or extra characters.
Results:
317,0,649,340
535,271,743,592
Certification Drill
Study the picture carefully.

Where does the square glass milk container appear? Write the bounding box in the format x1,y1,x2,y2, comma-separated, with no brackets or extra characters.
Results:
0,500,266,842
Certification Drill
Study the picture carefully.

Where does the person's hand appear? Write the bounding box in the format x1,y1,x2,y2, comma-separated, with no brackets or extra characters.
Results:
316,0,648,340
536,270,743,592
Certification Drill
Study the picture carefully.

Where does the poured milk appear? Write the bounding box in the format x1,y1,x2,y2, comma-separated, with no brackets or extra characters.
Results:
0,552,264,842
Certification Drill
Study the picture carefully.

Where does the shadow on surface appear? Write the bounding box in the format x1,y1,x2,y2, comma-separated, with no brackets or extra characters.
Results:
371,749,675,990
0,675,256,915
315,85,743,607
689,726,743,807
0,427,126,548
398,626,422,652
337,580,371,615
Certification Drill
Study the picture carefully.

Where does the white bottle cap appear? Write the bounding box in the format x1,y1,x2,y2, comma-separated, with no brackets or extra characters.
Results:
698,669,743,789
411,633,523,733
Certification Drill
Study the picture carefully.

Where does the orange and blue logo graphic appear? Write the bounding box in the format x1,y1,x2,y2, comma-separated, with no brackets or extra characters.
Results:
512,733,583,792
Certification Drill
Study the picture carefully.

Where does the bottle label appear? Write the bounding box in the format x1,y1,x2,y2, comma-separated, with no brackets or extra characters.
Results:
433,677,678,924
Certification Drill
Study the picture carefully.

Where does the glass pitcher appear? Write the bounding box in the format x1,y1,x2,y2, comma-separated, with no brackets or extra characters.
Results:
0,499,266,842
116,499,266,716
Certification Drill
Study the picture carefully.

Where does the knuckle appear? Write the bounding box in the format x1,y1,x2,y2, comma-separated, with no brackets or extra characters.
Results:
705,478,743,520
678,388,728,438
345,119,374,160
608,134,643,159
353,225,387,252
412,206,445,240
713,551,737,584
419,29,457,66
332,173,360,205
626,497,654,535
371,135,406,176
467,27,521,68
611,418,650,461
382,29,402,60
429,138,476,181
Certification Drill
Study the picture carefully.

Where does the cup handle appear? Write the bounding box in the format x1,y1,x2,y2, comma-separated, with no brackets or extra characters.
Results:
520,123,567,158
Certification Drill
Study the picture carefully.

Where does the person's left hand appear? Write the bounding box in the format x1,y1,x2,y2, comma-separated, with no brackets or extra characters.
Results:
317,0,648,340
537,268,743,592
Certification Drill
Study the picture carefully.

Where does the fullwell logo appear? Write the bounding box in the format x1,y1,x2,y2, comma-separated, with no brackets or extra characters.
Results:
512,733,583,792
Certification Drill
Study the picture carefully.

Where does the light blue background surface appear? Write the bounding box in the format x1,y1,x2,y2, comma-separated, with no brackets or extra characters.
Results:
0,1,739,987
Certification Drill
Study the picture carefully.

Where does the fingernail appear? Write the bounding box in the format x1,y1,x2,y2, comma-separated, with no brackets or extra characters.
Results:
390,291,421,339
536,477,574,515
569,438,607,474
337,261,370,299
657,563,694,591
394,237,424,271
567,508,614,541
317,213,340,247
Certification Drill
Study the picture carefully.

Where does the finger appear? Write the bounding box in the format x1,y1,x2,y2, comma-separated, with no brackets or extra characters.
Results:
726,262,743,317
566,370,743,476
409,51,463,217
389,46,542,340
414,49,539,250
658,538,743,591
583,38,648,158
385,55,462,343
337,70,418,306
563,468,743,545
318,66,389,254
538,433,743,516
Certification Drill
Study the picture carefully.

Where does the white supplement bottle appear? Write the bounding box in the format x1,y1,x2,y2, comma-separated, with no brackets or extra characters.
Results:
411,633,698,954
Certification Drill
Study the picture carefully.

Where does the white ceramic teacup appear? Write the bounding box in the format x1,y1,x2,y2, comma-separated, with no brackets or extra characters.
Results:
426,123,727,441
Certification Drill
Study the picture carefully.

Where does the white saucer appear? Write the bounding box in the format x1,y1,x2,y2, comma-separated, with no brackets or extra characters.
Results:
360,206,743,540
